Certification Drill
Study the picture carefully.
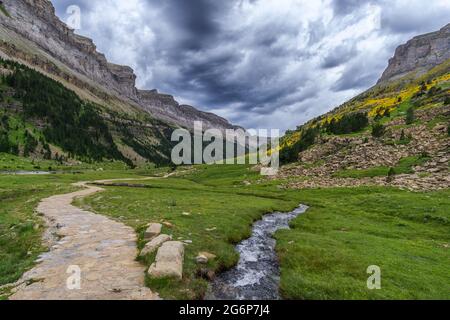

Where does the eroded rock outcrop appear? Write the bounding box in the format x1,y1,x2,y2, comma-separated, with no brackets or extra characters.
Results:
379,24,450,83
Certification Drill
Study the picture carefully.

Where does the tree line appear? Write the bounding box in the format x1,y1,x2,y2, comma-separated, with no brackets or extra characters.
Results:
0,58,129,164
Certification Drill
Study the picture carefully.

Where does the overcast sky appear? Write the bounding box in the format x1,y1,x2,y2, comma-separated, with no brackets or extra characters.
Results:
51,0,450,132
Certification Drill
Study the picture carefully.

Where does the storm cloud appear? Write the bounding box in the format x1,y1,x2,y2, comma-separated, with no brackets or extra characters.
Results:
51,0,450,132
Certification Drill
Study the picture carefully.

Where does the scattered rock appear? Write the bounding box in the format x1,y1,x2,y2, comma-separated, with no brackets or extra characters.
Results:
199,251,216,260
183,240,193,244
144,223,162,241
148,241,185,280
195,254,208,264
140,234,172,257
162,221,174,228
434,124,447,132
195,252,216,264
181,212,191,216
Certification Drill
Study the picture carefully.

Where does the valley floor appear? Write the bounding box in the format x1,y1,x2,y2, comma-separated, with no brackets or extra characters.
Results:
0,161,449,300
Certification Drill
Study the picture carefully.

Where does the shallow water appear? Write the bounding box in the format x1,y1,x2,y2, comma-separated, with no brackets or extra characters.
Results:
206,205,308,300
0,170,54,175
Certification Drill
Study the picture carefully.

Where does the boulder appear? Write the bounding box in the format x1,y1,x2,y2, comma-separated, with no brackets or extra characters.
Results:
148,241,184,279
140,234,172,257
144,223,162,240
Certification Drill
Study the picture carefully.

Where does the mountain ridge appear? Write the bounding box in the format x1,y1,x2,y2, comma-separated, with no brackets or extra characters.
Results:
0,0,240,131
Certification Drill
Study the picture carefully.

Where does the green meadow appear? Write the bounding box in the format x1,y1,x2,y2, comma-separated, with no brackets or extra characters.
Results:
1,160,449,300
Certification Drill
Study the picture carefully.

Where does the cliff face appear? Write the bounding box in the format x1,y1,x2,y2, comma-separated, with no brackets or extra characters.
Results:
137,89,242,131
379,24,450,83
0,0,239,131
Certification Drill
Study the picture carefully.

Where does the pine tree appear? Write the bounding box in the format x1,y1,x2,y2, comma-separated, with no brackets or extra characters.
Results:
405,107,415,125
372,123,385,138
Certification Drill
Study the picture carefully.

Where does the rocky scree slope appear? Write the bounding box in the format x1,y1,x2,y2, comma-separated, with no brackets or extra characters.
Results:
279,25,450,191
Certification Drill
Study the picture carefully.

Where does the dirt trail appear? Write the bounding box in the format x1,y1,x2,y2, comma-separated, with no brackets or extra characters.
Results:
9,176,168,300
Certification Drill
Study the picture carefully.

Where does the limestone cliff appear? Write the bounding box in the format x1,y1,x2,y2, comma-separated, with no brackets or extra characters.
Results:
379,24,450,83
0,0,239,131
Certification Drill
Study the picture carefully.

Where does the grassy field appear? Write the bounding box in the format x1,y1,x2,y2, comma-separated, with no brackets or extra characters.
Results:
333,155,430,179
74,165,450,300
0,153,130,172
1,160,449,300
276,187,449,299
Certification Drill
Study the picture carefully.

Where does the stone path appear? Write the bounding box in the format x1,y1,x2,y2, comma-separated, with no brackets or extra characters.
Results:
9,177,165,300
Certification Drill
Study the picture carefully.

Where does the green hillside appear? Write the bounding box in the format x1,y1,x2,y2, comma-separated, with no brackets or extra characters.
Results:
280,60,450,164
0,59,176,167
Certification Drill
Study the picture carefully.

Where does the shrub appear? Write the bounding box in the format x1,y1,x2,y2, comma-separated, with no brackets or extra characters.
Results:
405,107,415,125
400,130,407,142
387,167,396,182
280,127,319,164
420,151,429,159
372,123,385,138
444,96,450,105
325,112,369,135
427,86,439,97
0,131,10,152
23,132,38,157
0,4,11,18
398,130,412,145
388,167,396,177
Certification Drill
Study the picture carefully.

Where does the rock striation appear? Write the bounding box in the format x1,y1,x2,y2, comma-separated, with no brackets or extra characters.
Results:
379,24,450,83
0,0,240,131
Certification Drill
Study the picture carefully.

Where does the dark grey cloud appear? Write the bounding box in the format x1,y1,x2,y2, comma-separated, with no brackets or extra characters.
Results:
51,0,450,132
321,43,357,69
379,1,450,34
332,0,376,16
333,63,378,91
